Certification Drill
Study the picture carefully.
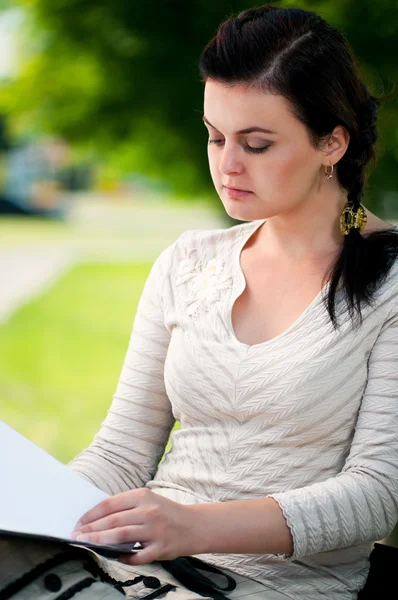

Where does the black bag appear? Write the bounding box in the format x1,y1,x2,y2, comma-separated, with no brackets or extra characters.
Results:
357,542,398,599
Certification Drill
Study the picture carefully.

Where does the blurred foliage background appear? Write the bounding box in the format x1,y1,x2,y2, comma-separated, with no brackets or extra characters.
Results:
0,0,397,208
0,0,397,545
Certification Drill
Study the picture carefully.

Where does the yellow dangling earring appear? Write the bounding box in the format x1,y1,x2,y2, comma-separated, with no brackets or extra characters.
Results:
324,163,367,235
340,202,367,236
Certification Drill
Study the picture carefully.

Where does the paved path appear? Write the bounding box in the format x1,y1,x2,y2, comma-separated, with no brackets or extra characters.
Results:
0,194,226,324
0,248,77,324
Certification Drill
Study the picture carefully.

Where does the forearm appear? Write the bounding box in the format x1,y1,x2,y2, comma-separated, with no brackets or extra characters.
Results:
186,497,293,556
69,446,147,496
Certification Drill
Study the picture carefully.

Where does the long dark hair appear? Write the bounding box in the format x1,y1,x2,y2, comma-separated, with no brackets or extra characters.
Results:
199,4,398,329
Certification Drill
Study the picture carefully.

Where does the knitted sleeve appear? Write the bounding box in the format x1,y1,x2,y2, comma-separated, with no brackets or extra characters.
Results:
268,304,398,560
68,240,177,495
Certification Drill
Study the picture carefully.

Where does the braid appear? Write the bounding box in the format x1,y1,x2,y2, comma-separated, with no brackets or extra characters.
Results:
327,91,383,326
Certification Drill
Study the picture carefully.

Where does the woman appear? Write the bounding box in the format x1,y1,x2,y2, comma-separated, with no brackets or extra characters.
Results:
2,4,398,600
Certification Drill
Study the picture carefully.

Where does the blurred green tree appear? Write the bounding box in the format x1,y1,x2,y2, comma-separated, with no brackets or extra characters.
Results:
0,0,397,210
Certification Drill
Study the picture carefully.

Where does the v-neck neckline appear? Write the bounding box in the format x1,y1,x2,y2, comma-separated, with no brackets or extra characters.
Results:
226,219,336,351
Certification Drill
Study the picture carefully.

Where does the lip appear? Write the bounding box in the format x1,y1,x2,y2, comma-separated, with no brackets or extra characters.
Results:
223,185,253,199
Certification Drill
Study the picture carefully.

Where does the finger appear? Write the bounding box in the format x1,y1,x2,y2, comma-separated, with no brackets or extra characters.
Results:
119,544,160,566
72,509,144,536
74,489,149,529
72,525,147,546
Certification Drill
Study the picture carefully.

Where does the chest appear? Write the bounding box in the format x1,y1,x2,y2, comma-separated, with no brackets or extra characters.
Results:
231,253,331,346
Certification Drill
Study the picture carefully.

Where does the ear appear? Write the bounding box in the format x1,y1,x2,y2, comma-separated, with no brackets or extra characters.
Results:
322,125,350,166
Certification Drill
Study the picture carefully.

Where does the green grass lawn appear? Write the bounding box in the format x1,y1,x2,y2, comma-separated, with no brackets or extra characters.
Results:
0,262,179,463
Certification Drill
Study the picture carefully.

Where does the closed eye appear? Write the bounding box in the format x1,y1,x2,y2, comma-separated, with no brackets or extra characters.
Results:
208,139,271,154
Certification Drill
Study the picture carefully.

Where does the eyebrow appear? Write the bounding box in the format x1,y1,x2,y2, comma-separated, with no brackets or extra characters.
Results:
202,115,276,135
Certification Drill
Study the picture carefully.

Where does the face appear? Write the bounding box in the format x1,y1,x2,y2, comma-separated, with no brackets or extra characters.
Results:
203,80,328,222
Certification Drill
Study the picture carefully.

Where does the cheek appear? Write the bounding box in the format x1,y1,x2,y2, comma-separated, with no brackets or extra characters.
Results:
279,142,317,174
252,148,310,208
257,145,310,188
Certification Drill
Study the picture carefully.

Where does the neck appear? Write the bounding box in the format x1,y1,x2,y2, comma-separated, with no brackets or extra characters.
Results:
257,186,348,263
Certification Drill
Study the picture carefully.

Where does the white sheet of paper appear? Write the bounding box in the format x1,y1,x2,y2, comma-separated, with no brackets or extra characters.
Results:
0,420,110,541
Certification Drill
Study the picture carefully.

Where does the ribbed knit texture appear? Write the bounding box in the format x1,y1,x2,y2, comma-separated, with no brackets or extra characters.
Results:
69,219,398,600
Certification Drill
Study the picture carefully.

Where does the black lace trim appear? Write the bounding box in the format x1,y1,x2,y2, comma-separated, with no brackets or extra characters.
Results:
54,577,96,600
83,559,144,591
0,549,90,600
85,561,176,599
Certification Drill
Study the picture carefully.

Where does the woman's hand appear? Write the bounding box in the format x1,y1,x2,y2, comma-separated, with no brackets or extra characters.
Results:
70,488,195,565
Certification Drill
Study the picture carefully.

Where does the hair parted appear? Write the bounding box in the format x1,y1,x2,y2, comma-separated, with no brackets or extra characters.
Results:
199,4,398,329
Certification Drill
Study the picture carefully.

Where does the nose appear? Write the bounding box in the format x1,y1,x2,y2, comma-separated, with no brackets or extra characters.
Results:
218,143,245,176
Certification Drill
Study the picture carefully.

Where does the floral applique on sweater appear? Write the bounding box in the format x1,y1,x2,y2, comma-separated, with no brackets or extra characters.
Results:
176,248,233,319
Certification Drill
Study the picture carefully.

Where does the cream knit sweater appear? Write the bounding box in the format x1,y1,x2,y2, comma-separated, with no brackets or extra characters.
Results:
69,219,398,600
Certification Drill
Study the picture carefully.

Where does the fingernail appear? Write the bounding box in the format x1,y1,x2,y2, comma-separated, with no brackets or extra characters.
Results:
70,530,81,539
75,520,83,529
75,534,90,542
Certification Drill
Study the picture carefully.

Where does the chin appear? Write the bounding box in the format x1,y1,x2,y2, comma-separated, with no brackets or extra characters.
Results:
221,202,264,223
